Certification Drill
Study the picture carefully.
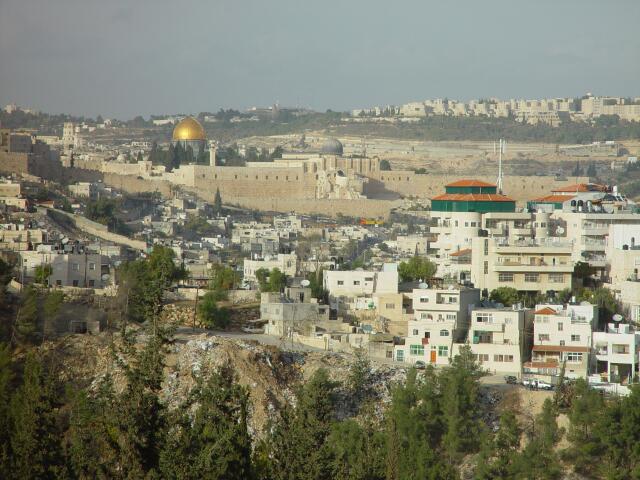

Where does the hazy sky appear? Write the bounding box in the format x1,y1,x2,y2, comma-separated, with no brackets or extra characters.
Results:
1,0,639,119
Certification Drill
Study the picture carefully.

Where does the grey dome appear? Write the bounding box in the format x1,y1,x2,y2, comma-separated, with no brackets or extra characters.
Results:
321,138,343,155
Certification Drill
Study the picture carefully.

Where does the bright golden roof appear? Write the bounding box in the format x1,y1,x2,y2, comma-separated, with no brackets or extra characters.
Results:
172,116,206,141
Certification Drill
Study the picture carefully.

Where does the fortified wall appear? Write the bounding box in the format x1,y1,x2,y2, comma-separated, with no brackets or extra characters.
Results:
366,171,591,201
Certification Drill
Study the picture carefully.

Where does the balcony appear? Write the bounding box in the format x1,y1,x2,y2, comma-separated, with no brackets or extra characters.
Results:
582,225,609,236
494,263,572,273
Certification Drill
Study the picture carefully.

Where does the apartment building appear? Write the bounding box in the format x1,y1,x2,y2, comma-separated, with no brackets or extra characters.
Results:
243,253,297,282
524,303,598,379
471,237,574,294
261,292,331,337
463,306,533,374
592,322,639,385
323,263,398,297
373,292,413,336
556,211,640,269
19,250,107,288
395,286,480,365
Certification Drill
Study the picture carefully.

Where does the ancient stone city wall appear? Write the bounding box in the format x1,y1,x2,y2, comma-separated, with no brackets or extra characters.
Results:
366,171,591,201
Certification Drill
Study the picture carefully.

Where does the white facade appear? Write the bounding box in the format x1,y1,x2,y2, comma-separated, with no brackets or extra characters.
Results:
323,263,398,299
19,251,106,288
592,323,639,385
243,253,297,281
526,303,597,379
465,307,532,374
396,287,480,366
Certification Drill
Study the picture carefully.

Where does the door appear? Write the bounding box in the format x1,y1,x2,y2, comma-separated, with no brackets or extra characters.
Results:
430,350,437,363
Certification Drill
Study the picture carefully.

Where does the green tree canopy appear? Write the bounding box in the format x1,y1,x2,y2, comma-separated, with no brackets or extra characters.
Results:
398,256,436,282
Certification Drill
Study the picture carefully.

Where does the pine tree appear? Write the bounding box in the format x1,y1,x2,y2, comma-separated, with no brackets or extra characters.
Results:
440,344,483,459
514,398,562,479
564,378,604,474
475,410,521,479
160,365,252,479
0,343,12,477
9,352,66,479
14,286,39,345
267,368,338,480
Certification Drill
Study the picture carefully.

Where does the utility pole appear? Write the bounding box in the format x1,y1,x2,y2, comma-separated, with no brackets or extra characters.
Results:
192,284,200,330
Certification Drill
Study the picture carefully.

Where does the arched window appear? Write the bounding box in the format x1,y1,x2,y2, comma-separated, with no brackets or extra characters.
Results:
440,329,449,336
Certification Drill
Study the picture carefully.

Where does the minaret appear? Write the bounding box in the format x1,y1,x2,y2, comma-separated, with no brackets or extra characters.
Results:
209,142,217,167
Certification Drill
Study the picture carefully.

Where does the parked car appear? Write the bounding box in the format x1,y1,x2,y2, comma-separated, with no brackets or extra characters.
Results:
414,360,427,370
522,378,554,390
504,375,518,384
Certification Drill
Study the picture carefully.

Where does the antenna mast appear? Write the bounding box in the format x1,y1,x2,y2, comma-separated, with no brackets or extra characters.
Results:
497,139,506,194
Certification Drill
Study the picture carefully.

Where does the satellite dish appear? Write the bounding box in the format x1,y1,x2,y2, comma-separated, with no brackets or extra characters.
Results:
61,237,69,244
613,314,624,322
101,274,110,281
300,279,310,287
555,227,565,235
418,282,429,289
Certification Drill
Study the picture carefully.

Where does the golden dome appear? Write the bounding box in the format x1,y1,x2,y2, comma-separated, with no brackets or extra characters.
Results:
172,116,206,141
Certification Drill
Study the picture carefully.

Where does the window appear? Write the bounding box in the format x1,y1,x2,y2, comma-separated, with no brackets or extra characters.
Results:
88,280,95,287
476,312,493,323
493,355,514,362
538,334,550,341
464,222,468,227
410,345,424,356
438,346,449,357
566,352,583,363
549,273,564,283
337,280,344,286
560,340,565,346
72,280,79,287
56,280,62,286
484,239,489,255
571,334,581,342
420,297,429,303
557,322,563,331
88,262,96,270
498,273,514,282
474,354,489,363
484,261,488,274
439,329,449,337
364,277,374,281
470,222,476,227
524,273,539,282
72,263,80,271
396,350,404,362
412,329,419,336
385,303,396,309
353,281,360,286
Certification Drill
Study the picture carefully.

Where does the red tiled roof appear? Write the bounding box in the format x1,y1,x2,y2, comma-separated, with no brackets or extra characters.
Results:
552,183,607,193
446,179,496,187
532,194,574,203
532,345,590,353
432,193,515,202
534,307,557,315
450,248,472,257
